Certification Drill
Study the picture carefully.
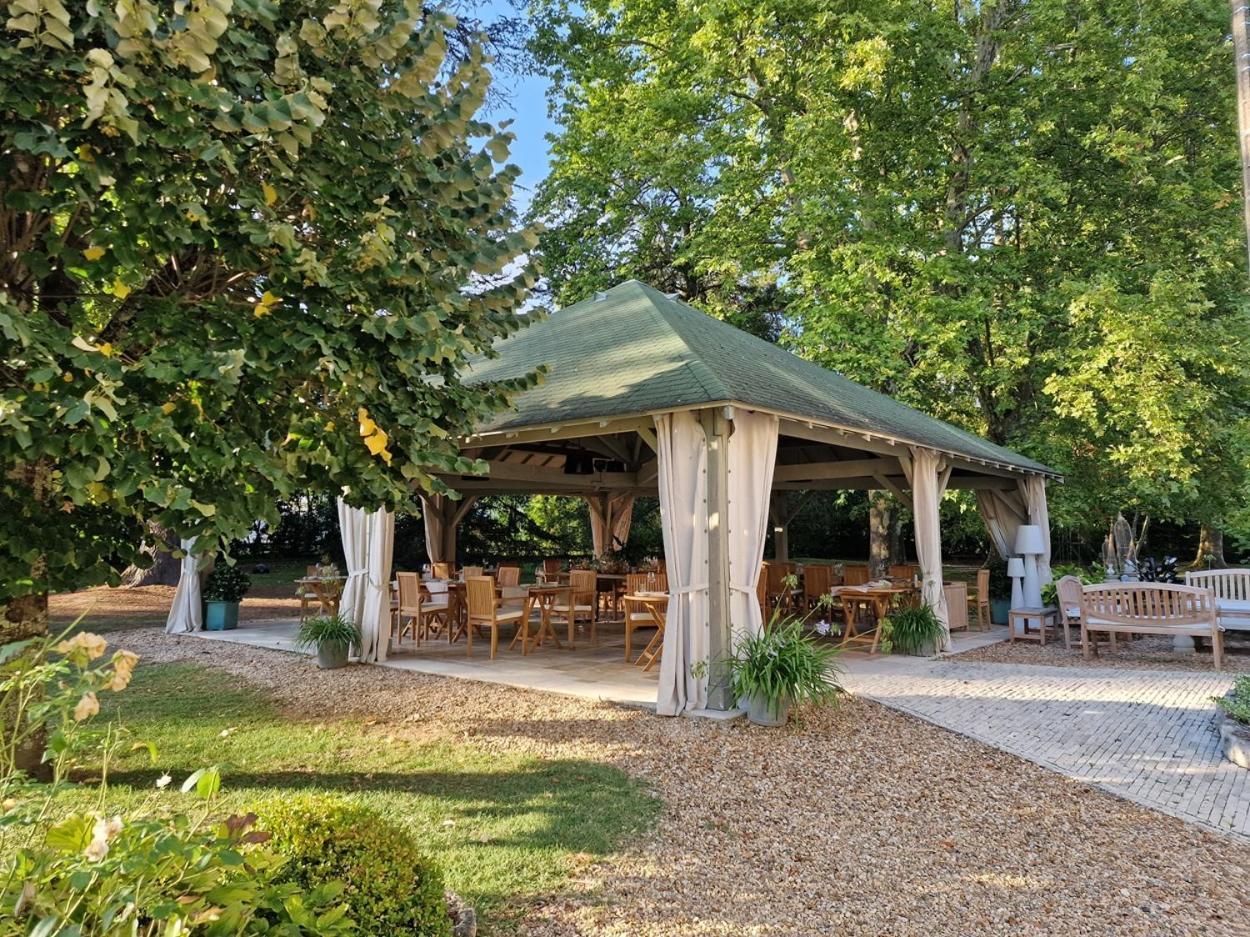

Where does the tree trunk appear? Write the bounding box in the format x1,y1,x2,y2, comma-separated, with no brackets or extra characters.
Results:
868,492,893,578
1191,524,1227,570
1,590,50,776
120,521,182,587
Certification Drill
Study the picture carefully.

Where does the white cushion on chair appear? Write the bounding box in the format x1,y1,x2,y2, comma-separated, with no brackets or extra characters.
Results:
628,611,656,623
552,603,593,613
1065,606,1081,619
494,609,524,623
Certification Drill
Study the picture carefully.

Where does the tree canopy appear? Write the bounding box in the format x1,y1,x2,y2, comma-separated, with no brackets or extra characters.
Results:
0,0,539,608
528,0,1250,542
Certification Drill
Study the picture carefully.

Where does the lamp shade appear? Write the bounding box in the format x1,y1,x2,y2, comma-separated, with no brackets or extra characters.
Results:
1014,524,1045,556
1006,557,1026,578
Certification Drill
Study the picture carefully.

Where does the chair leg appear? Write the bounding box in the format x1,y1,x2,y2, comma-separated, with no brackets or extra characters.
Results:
624,625,633,662
1213,629,1224,671
490,623,499,660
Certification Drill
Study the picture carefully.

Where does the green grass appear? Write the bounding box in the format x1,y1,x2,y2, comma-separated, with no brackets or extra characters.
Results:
54,663,660,934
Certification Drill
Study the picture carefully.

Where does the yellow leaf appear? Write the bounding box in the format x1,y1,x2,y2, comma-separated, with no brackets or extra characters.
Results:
324,420,335,431
262,182,278,206
253,291,282,318
364,428,389,456
83,246,106,261
98,342,114,357
87,481,109,502
161,402,176,414
110,280,131,299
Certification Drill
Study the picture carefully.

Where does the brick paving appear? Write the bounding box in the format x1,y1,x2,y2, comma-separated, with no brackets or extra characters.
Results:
841,652,1250,841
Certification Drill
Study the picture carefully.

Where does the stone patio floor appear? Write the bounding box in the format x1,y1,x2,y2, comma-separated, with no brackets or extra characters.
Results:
195,620,1249,841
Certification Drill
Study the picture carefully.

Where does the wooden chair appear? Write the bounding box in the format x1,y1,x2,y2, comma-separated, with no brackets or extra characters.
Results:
842,564,870,586
496,565,521,587
298,564,319,622
537,558,563,583
635,597,667,672
431,561,454,580
464,576,524,659
550,569,597,646
968,568,991,630
395,571,449,646
757,565,770,622
943,581,969,632
623,572,662,662
460,565,483,580
764,561,800,612
889,564,919,582
1055,574,1084,650
803,564,833,612
1080,583,1223,670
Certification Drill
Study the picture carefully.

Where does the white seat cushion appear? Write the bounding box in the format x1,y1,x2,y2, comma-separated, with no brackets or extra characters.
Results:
493,609,524,623
628,611,657,623
552,604,593,613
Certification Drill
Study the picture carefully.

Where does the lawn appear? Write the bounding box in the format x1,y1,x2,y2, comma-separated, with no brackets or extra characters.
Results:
53,661,660,934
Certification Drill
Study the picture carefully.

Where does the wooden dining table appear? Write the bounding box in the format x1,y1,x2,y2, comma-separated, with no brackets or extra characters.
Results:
831,584,917,652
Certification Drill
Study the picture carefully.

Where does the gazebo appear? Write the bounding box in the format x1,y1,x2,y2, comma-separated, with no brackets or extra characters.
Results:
171,280,1061,715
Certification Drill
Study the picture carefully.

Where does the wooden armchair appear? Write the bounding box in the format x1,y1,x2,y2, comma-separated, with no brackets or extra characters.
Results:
943,581,969,632
803,564,833,613
460,565,483,580
623,572,662,663
298,564,319,622
431,561,454,580
968,568,991,629
550,569,597,646
464,576,525,659
395,571,449,646
537,558,563,583
888,564,919,582
764,561,800,612
842,564,870,586
1055,575,1084,649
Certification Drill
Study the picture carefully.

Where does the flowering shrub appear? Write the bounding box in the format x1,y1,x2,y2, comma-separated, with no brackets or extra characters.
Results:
0,629,357,935
253,792,452,936
202,564,252,602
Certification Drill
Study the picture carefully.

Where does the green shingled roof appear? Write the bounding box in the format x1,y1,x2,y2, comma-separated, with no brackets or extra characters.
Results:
466,280,1059,477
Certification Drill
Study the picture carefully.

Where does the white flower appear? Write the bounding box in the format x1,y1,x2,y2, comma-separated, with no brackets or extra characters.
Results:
73,692,100,722
156,773,172,789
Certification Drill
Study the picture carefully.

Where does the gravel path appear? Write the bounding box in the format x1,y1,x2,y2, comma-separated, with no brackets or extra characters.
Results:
107,627,1250,937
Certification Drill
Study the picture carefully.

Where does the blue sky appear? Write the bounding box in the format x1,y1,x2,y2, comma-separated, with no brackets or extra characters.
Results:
479,1,556,214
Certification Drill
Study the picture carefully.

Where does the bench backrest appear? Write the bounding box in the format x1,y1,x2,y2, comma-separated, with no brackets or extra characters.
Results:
1185,568,1250,602
1081,582,1216,629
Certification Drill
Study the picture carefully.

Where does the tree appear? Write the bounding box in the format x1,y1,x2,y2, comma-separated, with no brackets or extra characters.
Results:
1,0,540,639
528,0,1250,550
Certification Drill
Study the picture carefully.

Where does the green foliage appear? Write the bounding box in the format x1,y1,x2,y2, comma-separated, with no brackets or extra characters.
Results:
294,614,359,651
1,0,539,603
725,616,843,717
202,563,252,603
253,792,452,937
1040,563,1101,607
1214,676,1250,726
880,604,943,656
0,632,358,936
529,0,1250,541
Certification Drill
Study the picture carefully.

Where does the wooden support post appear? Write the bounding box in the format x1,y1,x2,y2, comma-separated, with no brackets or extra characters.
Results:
770,492,790,562
701,408,733,711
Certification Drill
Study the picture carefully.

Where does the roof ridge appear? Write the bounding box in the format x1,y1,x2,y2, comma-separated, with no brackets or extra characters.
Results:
626,281,733,403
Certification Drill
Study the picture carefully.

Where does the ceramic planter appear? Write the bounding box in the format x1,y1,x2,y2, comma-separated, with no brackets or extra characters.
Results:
203,600,239,631
316,641,350,670
990,598,1010,625
744,693,790,727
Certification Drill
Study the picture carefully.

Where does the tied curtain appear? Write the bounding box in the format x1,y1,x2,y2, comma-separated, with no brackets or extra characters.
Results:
655,408,779,716
976,477,1053,585
726,411,779,643
421,493,472,566
654,411,710,716
165,538,202,634
906,448,952,649
337,499,395,663
586,492,635,556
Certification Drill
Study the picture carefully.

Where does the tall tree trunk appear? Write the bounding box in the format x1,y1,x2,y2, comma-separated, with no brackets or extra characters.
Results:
1191,524,1227,569
868,492,893,578
120,521,181,587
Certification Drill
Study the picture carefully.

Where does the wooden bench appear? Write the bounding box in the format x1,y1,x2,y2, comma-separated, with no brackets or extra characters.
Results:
1080,583,1223,670
1184,569,1250,632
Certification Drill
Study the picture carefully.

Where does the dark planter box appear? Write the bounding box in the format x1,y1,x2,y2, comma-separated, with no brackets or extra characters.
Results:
990,598,1010,626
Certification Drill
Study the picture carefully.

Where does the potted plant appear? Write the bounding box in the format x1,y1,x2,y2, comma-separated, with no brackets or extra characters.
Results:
726,615,842,727
882,603,943,656
987,562,1011,625
201,564,251,631
296,614,360,670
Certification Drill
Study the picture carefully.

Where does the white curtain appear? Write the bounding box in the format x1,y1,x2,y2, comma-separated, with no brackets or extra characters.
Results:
337,499,395,663
1021,476,1053,585
975,487,1028,561
586,493,635,556
421,493,453,565
165,538,201,634
726,410,779,643
907,448,952,649
655,412,710,716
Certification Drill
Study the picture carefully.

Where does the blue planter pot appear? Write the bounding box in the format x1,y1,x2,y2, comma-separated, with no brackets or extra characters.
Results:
204,600,240,631
990,598,1010,626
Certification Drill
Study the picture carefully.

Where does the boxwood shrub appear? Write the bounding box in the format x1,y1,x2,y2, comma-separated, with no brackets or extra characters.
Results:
252,793,451,936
